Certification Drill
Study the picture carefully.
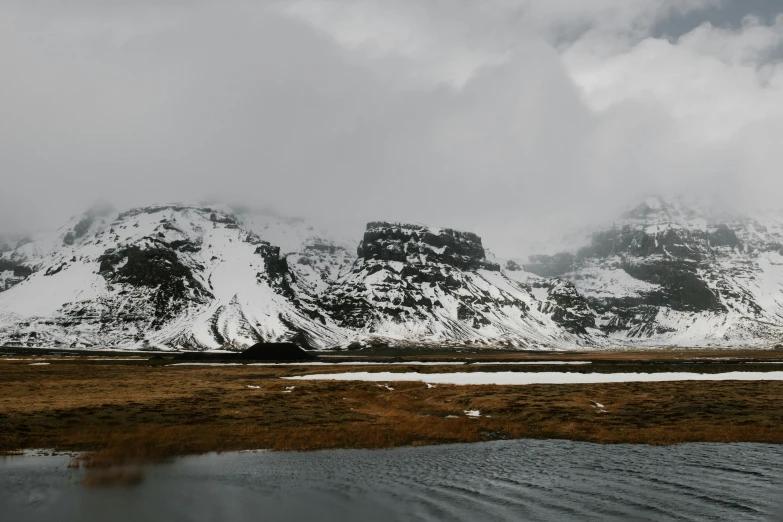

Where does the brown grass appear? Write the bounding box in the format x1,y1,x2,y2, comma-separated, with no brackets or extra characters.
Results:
1,356,783,467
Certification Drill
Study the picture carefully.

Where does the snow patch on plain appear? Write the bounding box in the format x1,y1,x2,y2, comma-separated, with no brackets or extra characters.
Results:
471,361,591,365
284,371,783,385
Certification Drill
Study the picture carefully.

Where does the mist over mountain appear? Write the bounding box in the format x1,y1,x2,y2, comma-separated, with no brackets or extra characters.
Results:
2,1,783,258
1,196,782,350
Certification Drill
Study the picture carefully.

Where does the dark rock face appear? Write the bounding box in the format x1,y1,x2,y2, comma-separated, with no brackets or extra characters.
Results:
561,225,726,315
251,238,295,299
358,222,500,271
710,224,741,248
117,205,219,221
527,231,725,338
97,245,210,327
0,258,32,292
0,259,22,273
73,214,94,239
574,223,742,264
621,260,722,312
536,280,596,334
594,302,663,337
320,222,532,336
577,226,711,261
210,212,237,226
98,246,198,291
523,199,753,340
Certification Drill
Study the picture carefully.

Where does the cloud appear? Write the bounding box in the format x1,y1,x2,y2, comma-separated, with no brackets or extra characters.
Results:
561,13,783,214
0,1,782,258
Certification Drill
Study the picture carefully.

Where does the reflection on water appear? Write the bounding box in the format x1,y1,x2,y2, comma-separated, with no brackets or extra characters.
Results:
2,440,782,522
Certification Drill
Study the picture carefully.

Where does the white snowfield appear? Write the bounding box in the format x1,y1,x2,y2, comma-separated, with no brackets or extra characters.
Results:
167,361,590,367
471,361,591,365
170,361,467,367
283,371,783,386
247,361,467,366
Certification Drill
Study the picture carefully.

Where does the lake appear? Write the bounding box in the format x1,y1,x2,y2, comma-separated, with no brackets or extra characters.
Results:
2,440,782,521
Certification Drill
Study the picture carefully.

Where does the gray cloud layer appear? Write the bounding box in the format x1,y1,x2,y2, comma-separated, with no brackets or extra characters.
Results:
2,1,782,256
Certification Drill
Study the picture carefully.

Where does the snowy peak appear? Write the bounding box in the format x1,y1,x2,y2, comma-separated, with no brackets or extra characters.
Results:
61,203,115,247
620,195,736,228
522,197,783,346
0,204,353,350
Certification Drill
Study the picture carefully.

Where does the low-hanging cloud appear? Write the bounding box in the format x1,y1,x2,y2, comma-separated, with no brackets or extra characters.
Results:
1,0,782,257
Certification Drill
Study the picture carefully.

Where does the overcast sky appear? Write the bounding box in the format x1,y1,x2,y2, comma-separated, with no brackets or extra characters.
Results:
2,0,782,256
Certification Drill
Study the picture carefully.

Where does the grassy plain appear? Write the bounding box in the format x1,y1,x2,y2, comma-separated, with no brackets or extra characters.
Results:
1,349,783,470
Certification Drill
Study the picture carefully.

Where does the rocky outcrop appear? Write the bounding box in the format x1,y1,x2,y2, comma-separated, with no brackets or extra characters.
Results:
536,280,596,335
357,222,500,271
97,244,212,328
318,222,576,346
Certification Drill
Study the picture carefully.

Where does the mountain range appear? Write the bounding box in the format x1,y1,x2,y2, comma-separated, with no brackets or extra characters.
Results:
1,197,782,350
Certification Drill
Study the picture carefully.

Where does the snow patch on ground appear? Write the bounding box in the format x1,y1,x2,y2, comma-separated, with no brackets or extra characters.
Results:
247,361,467,366
170,363,243,366
284,371,783,385
471,361,591,365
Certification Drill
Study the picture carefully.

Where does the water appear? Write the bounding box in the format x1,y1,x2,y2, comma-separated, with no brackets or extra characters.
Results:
2,440,782,522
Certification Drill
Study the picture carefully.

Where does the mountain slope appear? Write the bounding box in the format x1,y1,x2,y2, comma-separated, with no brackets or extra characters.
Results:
0,205,352,349
319,222,596,347
0,208,601,350
2,198,783,350
521,197,783,346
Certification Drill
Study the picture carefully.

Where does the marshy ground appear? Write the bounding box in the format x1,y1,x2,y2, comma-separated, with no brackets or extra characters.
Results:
2,348,783,469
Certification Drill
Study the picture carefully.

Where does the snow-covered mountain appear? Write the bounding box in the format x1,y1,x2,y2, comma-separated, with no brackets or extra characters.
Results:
519,196,783,347
1,198,783,350
0,205,354,349
319,222,590,348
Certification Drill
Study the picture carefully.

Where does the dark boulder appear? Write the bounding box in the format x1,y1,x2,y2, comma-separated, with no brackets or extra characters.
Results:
240,342,316,361
171,343,315,362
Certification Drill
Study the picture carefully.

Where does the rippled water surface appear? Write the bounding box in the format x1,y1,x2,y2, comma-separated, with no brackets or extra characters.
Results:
2,440,782,522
